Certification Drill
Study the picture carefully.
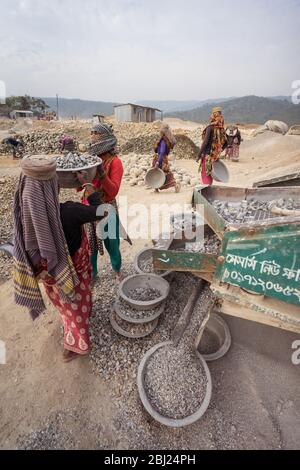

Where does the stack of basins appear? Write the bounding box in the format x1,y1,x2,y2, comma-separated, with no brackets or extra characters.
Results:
110,274,170,339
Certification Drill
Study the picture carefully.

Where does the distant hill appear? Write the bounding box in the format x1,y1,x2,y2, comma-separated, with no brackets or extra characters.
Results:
41,97,117,118
37,95,298,121
42,97,234,117
137,98,235,113
166,96,300,125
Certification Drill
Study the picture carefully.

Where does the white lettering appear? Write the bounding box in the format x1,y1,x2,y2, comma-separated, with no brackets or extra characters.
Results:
292,340,300,365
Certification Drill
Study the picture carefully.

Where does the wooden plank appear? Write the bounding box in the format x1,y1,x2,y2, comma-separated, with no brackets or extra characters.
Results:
211,282,300,334
193,272,214,283
216,300,300,335
172,281,204,346
193,188,226,239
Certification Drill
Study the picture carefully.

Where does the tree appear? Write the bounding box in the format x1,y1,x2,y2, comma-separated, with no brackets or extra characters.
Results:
1,95,49,116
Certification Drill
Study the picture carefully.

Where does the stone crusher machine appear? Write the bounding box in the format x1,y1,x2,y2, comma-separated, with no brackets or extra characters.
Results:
152,185,300,336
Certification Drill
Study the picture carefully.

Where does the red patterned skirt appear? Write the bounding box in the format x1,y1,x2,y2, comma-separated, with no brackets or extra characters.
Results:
42,234,92,355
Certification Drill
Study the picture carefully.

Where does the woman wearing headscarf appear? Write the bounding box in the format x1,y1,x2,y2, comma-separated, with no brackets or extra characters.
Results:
152,124,180,193
79,123,124,280
224,125,241,162
13,155,106,363
196,107,227,185
59,135,76,153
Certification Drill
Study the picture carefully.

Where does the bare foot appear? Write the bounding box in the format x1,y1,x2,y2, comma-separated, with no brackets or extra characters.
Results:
62,350,80,363
115,271,123,281
175,182,181,193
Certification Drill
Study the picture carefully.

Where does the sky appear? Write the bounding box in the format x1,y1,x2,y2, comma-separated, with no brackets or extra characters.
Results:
0,0,300,102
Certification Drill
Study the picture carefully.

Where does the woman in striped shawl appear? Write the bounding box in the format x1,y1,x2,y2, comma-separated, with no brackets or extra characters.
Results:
13,155,106,362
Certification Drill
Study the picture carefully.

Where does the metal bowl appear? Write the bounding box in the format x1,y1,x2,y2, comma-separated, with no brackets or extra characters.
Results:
110,310,158,339
197,313,231,362
118,274,170,311
145,168,166,189
56,157,102,188
137,341,212,428
212,160,229,183
134,248,171,278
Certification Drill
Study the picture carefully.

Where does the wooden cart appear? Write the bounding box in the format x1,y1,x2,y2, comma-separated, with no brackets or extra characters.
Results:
152,185,300,335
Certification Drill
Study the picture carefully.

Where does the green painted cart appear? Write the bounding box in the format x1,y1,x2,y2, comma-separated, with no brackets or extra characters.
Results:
153,185,300,335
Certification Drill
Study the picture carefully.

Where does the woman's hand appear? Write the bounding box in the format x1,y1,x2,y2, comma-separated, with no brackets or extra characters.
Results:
76,170,90,185
97,163,106,178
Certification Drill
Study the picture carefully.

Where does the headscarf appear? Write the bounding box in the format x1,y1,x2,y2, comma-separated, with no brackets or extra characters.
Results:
209,111,225,129
90,122,118,156
160,124,177,148
13,156,79,320
201,109,226,176
155,123,176,155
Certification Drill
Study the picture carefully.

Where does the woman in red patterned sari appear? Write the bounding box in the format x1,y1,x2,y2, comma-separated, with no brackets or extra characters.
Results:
13,156,106,362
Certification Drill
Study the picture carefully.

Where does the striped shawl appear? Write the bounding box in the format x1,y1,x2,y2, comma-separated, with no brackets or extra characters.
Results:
13,174,79,320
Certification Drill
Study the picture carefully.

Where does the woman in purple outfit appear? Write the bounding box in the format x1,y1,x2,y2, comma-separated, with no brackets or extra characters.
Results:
152,124,180,193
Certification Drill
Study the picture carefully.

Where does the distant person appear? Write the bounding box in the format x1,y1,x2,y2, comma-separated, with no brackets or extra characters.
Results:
224,125,241,162
196,107,227,185
152,124,181,193
2,137,24,159
59,135,76,153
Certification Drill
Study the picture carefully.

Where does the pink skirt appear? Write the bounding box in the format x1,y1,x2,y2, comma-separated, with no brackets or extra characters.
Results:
200,155,213,185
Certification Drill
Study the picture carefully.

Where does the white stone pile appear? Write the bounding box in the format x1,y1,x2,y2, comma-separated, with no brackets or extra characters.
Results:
122,153,199,189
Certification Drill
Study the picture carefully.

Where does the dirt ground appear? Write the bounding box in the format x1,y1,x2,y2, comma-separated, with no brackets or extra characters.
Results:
0,120,300,450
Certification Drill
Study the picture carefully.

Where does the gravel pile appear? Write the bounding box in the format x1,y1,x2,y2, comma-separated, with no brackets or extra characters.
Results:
181,285,215,348
141,285,214,420
121,133,199,161
138,256,166,275
0,252,13,285
127,287,162,302
17,130,64,154
122,153,198,189
56,153,100,170
116,298,162,321
144,343,207,419
89,270,199,393
0,176,17,244
175,234,221,254
17,412,76,450
212,198,300,223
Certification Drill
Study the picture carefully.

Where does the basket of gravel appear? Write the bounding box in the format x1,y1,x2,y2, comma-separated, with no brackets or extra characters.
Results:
109,310,159,339
137,341,212,427
134,248,171,278
55,153,102,188
119,274,170,310
114,298,166,324
197,313,231,362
